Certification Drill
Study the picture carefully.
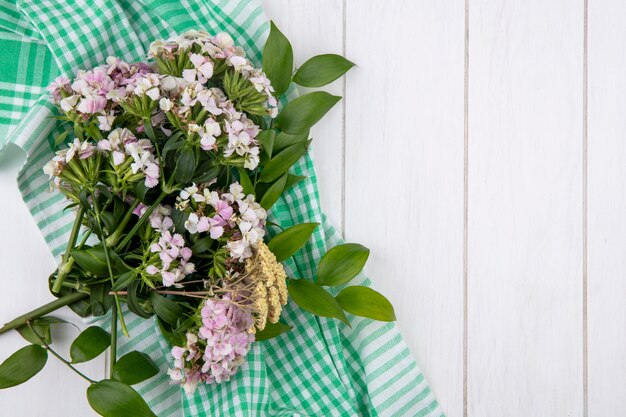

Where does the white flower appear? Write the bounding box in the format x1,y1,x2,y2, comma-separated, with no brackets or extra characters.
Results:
159,97,173,111
229,182,245,201
60,95,80,112
97,113,115,131
180,184,199,201
184,213,209,234
229,55,252,72
182,53,214,83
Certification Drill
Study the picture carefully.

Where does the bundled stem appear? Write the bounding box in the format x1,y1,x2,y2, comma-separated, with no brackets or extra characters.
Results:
91,193,129,337
52,206,86,293
0,292,88,334
115,192,166,252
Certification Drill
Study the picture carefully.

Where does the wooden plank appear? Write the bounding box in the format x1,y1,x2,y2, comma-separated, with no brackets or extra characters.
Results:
261,0,345,231
587,1,626,415
467,1,584,415
344,1,465,415
0,145,101,416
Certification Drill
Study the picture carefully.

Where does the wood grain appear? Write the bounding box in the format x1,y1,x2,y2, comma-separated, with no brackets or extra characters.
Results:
261,0,345,231
344,1,465,415
467,1,584,415
0,145,101,416
587,1,626,415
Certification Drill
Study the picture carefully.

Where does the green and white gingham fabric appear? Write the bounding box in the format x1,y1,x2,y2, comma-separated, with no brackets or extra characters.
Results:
0,0,444,416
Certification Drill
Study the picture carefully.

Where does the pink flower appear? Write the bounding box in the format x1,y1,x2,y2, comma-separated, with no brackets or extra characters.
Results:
77,96,107,114
182,53,214,83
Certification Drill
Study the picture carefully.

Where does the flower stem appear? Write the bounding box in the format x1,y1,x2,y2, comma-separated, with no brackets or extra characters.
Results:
0,292,88,334
91,193,129,337
104,198,140,248
114,192,166,252
52,205,86,293
109,302,117,375
26,321,95,384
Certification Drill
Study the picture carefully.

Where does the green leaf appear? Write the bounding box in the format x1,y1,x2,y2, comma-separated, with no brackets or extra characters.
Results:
111,351,159,385
70,326,111,364
126,281,153,319
273,130,309,154
274,91,341,134
237,167,255,196
335,286,396,322
255,321,292,341
257,130,275,158
191,236,214,254
0,345,47,389
259,173,288,210
272,130,310,155
317,243,370,286
162,132,184,157
17,316,70,345
288,279,349,325
173,147,197,184
263,21,293,97
71,245,128,277
267,223,319,262
111,271,137,291
87,380,157,417
285,174,307,191
150,293,183,325
259,141,308,183
54,129,70,146
293,54,355,87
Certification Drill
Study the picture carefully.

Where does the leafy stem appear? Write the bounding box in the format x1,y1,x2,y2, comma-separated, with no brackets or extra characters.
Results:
26,321,95,384
0,292,88,334
114,191,167,252
52,205,86,293
91,192,129,338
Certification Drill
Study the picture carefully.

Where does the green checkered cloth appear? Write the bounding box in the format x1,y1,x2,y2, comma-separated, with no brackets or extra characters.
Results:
0,0,444,416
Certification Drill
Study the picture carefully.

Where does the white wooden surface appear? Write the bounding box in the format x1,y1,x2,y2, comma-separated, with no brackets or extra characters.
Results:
1,1,625,416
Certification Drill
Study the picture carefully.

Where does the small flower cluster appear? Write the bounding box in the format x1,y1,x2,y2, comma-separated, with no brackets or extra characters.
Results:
168,298,254,394
47,57,153,129
134,204,196,287
159,79,263,170
177,182,267,261
97,128,160,188
149,30,277,117
43,138,95,180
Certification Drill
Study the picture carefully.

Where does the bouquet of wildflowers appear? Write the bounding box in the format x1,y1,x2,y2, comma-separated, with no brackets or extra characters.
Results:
0,24,395,417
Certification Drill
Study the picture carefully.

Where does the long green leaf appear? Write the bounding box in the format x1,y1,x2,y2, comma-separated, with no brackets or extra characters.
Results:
111,351,159,385
293,54,355,87
267,223,319,262
274,92,340,134
150,293,183,325
259,141,308,183
111,271,137,291
288,279,349,325
262,21,293,97
272,130,309,154
255,321,292,341
173,147,197,184
259,173,288,210
17,316,71,345
70,326,111,364
256,130,276,158
237,167,255,197
87,380,157,417
71,245,128,277
317,243,370,286
0,345,47,389
335,286,396,322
